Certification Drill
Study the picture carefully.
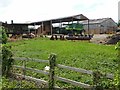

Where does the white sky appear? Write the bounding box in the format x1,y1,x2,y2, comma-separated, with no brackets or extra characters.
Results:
0,0,119,23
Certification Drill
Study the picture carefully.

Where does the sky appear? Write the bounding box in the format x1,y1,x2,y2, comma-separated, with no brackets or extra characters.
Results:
0,0,120,23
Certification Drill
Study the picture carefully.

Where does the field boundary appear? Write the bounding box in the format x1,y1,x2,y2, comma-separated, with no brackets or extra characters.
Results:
12,55,114,89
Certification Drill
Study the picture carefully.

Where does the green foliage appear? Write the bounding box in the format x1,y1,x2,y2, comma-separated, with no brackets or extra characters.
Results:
114,41,120,89
93,70,115,89
8,38,116,72
8,38,116,88
2,77,37,89
0,26,8,44
93,70,102,86
2,45,14,77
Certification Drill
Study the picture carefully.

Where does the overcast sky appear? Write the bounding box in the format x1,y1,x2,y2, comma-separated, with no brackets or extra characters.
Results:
0,0,119,23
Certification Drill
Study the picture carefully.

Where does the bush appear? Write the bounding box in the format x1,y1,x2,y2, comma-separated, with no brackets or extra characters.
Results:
2,45,14,77
2,77,37,89
0,26,8,44
114,41,120,89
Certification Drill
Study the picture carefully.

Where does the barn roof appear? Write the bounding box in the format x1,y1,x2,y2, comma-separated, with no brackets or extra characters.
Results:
80,18,114,25
1,14,88,26
1,22,31,26
29,14,88,25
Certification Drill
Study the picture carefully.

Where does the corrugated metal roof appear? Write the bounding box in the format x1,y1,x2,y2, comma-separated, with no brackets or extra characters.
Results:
30,14,88,25
80,18,111,24
1,14,88,26
2,23,30,26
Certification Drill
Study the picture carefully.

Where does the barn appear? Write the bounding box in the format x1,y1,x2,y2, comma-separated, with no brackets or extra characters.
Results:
80,18,117,34
0,14,89,36
30,14,89,35
2,15,117,36
1,21,30,36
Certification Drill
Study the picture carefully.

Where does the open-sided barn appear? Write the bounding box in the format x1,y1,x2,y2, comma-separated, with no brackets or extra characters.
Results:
30,14,89,35
0,15,117,36
0,14,89,36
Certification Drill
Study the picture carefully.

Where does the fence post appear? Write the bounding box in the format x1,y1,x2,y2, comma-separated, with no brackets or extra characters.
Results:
23,59,26,79
48,53,56,90
92,70,103,89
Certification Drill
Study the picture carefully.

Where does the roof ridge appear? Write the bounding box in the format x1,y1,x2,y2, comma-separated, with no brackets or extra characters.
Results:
90,18,110,21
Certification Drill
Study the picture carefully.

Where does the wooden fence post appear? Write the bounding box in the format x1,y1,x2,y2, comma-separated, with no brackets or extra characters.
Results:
49,53,56,90
92,70,103,89
23,59,26,79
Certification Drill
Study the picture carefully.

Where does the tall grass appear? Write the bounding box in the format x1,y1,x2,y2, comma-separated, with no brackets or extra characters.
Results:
8,38,116,88
9,38,116,72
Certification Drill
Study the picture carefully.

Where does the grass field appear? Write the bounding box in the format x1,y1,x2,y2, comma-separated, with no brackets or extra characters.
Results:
7,37,117,88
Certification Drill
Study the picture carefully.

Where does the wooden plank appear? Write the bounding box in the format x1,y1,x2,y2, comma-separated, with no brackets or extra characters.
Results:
57,64,93,75
12,73,60,88
57,64,114,79
13,73,48,87
54,76,92,88
13,57,49,63
13,65,49,75
13,65,24,68
13,57,114,79
13,65,92,88
13,73,91,88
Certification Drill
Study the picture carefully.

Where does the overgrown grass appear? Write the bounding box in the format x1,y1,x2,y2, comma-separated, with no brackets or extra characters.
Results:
9,38,116,72
8,37,116,88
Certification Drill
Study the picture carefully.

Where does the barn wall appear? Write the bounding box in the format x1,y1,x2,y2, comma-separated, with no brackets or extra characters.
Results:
101,19,117,34
83,24,101,34
37,21,51,35
43,22,51,35
37,26,42,35
83,19,117,34
3,24,28,34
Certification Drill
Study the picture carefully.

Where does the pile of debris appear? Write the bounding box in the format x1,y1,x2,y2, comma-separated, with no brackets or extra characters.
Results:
90,34,120,45
105,34,120,44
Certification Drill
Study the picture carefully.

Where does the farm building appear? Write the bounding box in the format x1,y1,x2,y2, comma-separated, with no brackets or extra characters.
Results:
1,21,31,36
1,15,117,36
0,14,89,36
80,18,117,34
30,14,89,35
